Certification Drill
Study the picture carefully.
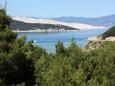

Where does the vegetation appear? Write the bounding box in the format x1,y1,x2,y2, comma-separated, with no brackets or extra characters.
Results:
0,9,115,86
102,26,115,38
10,20,78,31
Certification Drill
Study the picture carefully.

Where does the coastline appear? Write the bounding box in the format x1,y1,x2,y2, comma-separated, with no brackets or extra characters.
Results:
13,27,107,33
13,29,79,33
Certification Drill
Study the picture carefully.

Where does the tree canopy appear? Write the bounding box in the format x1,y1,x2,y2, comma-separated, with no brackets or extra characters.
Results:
102,26,115,38
0,9,115,86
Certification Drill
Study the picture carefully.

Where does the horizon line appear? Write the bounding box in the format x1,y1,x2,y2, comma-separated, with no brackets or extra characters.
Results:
11,14,115,19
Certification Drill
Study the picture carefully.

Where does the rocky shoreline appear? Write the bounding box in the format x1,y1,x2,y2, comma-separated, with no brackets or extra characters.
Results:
86,36,115,49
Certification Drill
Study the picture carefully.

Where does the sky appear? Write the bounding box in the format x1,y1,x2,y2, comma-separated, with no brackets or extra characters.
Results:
0,0,115,18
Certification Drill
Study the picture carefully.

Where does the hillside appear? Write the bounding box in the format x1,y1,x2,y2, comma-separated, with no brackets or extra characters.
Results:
102,26,115,38
12,16,105,29
10,20,79,31
53,15,115,27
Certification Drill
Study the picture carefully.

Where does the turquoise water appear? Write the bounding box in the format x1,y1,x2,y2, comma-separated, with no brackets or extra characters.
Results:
18,29,108,52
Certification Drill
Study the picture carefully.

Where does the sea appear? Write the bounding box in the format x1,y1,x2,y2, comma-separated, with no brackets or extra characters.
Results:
18,29,108,53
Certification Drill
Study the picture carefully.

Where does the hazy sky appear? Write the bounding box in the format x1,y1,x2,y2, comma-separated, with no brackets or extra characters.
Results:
1,0,115,18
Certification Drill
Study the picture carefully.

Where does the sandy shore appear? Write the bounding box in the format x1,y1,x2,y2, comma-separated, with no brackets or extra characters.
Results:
13,29,79,33
13,27,107,33
13,16,107,29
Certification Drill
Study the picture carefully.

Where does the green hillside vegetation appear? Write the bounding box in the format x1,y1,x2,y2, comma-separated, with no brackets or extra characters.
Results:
102,26,115,38
10,20,78,31
0,9,115,86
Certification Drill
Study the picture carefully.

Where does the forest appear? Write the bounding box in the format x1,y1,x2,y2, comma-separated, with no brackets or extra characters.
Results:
0,9,115,86
102,26,115,38
10,20,78,31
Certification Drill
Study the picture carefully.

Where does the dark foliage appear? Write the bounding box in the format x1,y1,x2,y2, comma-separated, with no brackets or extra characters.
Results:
102,26,115,38
10,20,78,31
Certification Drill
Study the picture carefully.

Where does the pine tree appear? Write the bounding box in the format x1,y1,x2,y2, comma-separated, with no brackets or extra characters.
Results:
0,9,35,86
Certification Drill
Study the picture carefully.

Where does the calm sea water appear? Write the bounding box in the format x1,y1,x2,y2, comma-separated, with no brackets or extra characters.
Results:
18,29,108,52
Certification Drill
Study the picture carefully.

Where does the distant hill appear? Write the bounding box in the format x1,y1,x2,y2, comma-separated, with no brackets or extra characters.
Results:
11,16,105,30
53,15,115,27
10,20,78,31
102,26,115,38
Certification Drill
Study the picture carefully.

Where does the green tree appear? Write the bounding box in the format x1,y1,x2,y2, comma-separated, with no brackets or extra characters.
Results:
55,41,66,55
0,9,35,86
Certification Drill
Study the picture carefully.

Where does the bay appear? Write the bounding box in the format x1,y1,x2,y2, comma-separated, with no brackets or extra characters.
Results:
18,29,108,52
